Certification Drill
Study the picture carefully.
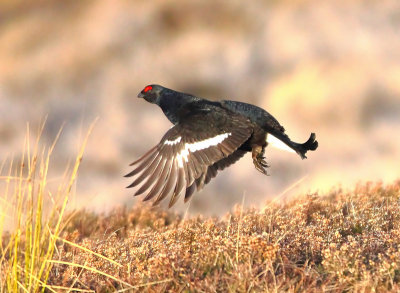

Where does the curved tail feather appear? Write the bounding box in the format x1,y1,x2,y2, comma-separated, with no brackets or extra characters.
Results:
294,133,318,159
266,132,318,159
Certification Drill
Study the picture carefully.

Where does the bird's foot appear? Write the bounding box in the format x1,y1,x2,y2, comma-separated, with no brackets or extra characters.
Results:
252,146,269,175
253,155,269,175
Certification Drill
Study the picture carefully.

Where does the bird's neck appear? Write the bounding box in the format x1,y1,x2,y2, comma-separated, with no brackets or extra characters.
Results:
158,92,194,125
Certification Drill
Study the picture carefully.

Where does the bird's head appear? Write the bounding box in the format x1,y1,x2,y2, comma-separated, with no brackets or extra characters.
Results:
137,84,164,104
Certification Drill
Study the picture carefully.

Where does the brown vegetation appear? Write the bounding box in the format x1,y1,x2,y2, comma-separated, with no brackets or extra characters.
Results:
47,181,400,292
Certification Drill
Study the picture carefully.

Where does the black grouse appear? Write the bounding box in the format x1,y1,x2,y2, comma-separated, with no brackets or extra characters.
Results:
126,84,318,207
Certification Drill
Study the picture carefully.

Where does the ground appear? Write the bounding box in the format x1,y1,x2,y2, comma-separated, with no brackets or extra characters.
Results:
42,181,400,292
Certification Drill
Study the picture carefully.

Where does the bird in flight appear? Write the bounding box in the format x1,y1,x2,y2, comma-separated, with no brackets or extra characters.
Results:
126,85,318,207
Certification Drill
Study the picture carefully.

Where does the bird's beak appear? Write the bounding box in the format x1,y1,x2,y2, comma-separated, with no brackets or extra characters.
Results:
137,92,144,98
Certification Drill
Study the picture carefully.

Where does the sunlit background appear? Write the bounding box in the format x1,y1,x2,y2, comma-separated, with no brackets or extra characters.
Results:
1,0,399,216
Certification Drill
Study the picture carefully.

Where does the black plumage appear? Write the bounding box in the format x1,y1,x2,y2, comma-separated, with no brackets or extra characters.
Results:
126,84,318,207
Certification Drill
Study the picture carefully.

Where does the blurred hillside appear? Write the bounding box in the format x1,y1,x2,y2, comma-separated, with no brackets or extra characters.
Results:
1,0,399,215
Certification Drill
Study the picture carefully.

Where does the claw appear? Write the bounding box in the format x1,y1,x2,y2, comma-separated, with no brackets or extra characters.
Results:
259,156,269,167
252,145,270,175
254,161,264,173
253,159,269,175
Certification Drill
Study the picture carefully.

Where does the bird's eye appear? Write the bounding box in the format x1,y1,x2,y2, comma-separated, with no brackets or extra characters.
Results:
143,85,153,93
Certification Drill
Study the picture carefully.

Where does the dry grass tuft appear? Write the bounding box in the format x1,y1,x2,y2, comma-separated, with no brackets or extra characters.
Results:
0,121,95,292
47,181,400,292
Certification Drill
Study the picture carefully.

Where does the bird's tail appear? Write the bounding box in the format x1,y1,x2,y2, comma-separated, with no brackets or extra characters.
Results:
266,132,318,159
291,133,318,159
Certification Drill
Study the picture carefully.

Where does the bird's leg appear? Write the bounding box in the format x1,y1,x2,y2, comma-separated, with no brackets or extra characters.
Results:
252,145,269,175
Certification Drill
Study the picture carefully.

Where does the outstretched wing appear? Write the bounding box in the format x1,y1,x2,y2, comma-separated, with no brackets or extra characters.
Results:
126,108,253,207
193,149,247,198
